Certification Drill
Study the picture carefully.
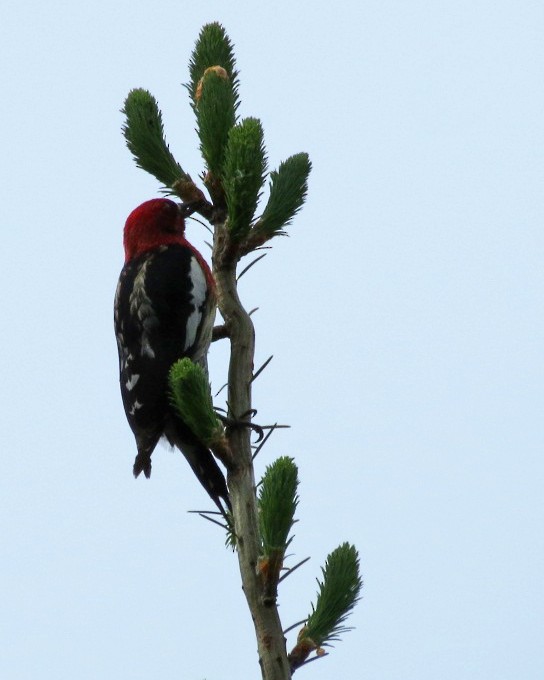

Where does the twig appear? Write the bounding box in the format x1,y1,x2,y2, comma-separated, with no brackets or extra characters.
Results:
283,619,307,635
297,652,329,668
237,253,267,281
251,355,274,383
187,510,229,530
214,383,228,397
278,556,311,583
187,214,214,235
252,423,278,460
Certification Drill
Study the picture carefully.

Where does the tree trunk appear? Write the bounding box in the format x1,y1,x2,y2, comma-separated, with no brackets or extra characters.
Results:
213,224,291,680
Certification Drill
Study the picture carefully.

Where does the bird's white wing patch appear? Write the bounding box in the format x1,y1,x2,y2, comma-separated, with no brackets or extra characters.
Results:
129,399,143,416
129,257,159,357
184,256,207,351
125,373,140,391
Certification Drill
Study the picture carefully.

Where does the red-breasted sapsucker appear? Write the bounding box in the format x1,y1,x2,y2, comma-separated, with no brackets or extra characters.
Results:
114,198,229,512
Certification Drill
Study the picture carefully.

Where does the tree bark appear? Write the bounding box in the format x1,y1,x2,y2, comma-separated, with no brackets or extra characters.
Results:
213,224,291,680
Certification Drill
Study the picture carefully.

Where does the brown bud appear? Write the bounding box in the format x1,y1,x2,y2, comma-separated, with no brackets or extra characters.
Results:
195,65,229,102
257,556,270,578
172,179,206,204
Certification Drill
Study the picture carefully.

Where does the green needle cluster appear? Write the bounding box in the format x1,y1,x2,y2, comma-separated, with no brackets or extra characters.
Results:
188,22,239,110
122,23,311,251
194,68,237,179
259,153,312,237
168,359,224,446
258,456,299,555
304,543,362,647
122,88,188,190
223,118,267,241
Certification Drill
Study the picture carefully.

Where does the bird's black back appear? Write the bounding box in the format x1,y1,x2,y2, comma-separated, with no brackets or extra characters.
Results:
114,244,215,458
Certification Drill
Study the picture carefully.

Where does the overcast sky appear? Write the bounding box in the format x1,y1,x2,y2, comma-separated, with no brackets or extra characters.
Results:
1,1,543,679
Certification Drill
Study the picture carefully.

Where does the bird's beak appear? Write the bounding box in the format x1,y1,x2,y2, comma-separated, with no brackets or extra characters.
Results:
178,202,200,219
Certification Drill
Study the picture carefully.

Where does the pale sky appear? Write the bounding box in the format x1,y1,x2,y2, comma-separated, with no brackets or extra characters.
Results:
1,1,543,679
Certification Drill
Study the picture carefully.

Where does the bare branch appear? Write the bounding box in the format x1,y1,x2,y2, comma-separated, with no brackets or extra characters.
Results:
212,324,230,341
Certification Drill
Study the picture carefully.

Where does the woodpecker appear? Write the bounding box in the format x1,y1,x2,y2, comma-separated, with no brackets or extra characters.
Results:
114,198,229,512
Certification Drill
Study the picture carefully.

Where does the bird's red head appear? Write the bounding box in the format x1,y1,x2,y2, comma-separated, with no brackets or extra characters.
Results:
123,198,187,262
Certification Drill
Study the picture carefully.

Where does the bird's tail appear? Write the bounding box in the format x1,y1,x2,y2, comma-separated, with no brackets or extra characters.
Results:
133,451,152,479
165,418,231,517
